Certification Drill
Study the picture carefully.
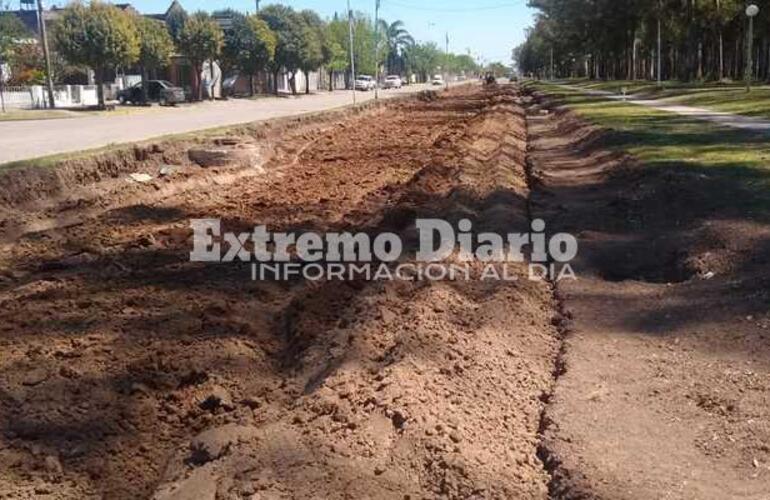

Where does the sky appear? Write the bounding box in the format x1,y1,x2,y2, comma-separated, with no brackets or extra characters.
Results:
58,0,536,65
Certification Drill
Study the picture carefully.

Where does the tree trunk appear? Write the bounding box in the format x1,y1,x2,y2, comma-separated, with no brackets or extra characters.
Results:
305,70,311,94
249,74,255,97
209,60,215,100
273,70,280,95
765,40,770,80
697,42,703,80
0,64,6,113
289,72,297,95
0,65,5,113
141,65,149,105
191,63,202,101
719,31,724,80
96,66,106,110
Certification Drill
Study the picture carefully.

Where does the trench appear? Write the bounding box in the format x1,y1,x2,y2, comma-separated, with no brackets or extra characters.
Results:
519,98,574,500
521,87,709,499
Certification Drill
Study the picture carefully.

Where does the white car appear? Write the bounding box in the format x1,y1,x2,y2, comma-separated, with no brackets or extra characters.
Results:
354,75,376,91
431,74,445,86
383,75,402,89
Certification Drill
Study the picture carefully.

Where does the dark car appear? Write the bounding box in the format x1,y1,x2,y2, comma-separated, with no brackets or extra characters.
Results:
117,80,186,106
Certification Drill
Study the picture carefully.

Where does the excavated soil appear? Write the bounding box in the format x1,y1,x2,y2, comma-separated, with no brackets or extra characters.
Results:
4,82,768,500
0,85,564,499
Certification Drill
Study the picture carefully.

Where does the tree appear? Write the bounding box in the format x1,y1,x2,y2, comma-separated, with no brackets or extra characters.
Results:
179,12,223,101
0,13,28,65
136,17,175,104
404,42,441,82
53,2,140,109
326,12,377,85
259,5,305,94
442,53,479,78
0,13,30,112
377,20,414,75
222,11,277,96
325,35,348,90
485,62,509,77
298,10,326,94
517,0,759,83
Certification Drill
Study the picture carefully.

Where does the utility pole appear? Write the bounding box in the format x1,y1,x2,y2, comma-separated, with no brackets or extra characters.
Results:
255,0,260,11
37,0,55,109
374,0,380,100
745,4,759,93
445,32,450,91
347,0,356,104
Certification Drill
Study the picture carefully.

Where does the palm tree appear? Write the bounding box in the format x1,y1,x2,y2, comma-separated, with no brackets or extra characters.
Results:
377,19,415,76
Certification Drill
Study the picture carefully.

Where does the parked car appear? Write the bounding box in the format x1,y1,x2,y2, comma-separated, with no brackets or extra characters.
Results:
354,75,376,91
383,75,402,89
117,80,186,106
431,74,445,86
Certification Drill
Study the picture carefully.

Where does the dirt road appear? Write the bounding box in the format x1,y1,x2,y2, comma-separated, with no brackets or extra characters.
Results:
0,84,768,499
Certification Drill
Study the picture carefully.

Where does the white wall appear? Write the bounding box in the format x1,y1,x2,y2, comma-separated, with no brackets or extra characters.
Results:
0,85,99,109
276,70,321,93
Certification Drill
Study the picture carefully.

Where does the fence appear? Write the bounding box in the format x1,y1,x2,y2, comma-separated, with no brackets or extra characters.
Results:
0,85,99,110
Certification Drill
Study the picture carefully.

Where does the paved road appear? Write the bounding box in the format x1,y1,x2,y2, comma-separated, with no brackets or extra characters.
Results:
555,84,770,132
0,85,441,165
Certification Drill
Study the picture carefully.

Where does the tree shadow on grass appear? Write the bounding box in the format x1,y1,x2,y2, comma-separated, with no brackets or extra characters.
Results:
530,97,770,348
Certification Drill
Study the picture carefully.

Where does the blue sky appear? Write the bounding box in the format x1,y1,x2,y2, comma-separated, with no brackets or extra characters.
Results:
84,0,535,65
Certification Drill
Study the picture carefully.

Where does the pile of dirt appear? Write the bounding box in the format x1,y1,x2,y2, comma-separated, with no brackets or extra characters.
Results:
0,85,563,498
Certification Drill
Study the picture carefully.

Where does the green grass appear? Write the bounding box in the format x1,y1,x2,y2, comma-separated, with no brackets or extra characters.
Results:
0,105,173,122
558,78,706,95
0,109,77,121
531,81,770,218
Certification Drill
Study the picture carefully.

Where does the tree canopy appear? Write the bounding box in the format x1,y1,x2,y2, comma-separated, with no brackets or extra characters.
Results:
259,4,305,93
404,42,442,82
297,10,327,93
0,13,30,64
222,11,277,95
516,0,760,82
53,1,140,108
136,17,174,71
378,20,414,76
179,11,224,100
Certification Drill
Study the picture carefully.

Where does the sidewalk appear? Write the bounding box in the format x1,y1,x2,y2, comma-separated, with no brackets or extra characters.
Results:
555,84,770,132
0,85,438,165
